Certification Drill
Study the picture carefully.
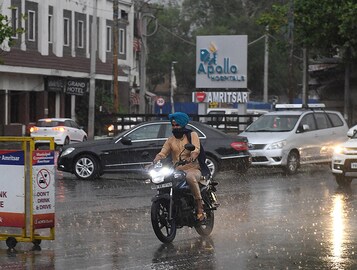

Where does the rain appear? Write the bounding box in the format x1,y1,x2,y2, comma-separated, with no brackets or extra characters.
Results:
0,164,356,269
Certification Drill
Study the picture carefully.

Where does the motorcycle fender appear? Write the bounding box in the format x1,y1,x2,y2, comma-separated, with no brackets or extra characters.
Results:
151,193,170,203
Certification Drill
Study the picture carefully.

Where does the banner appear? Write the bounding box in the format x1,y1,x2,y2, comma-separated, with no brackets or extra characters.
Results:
0,150,25,228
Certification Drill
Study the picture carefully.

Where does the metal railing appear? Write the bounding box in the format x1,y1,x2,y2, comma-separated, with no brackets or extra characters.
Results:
96,113,263,135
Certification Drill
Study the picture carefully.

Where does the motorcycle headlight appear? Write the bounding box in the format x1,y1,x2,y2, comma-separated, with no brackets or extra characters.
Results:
60,147,75,157
149,167,173,184
266,140,286,150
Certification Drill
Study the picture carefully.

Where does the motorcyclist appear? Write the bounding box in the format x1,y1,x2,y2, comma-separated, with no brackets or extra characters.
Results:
153,112,206,221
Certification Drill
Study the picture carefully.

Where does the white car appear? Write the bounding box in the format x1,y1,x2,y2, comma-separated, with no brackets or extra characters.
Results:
240,104,349,174
30,118,87,146
331,125,357,186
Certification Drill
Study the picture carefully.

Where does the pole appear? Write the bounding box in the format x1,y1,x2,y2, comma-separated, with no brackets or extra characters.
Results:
302,47,308,107
139,13,147,113
88,0,97,139
170,61,177,113
263,25,269,103
113,0,119,113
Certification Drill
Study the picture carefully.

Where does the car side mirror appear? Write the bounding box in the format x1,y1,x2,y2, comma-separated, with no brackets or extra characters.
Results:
347,129,356,138
302,124,310,132
121,137,132,145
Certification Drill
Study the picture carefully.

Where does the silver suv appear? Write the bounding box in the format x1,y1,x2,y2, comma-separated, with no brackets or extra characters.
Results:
240,104,348,174
331,125,357,186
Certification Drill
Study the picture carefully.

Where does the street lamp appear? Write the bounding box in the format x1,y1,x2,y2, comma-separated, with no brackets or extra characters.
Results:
170,61,177,113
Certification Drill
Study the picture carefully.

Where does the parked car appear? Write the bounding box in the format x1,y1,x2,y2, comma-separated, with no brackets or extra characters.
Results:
57,121,251,180
30,118,87,146
331,126,357,186
240,104,349,174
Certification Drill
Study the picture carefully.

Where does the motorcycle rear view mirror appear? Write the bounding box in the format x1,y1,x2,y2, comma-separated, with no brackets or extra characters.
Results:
184,143,195,152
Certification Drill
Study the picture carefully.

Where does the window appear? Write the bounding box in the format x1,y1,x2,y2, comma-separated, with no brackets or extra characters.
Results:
126,124,161,141
120,10,128,20
64,18,70,46
77,20,84,48
299,113,316,131
11,7,18,38
106,26,111,52
119,29,125,54
48,15,53,43
28,10,36,41
315,113,332,129
328,113,344,127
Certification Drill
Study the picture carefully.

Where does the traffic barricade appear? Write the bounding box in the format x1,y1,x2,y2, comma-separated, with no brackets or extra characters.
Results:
0,137,56,250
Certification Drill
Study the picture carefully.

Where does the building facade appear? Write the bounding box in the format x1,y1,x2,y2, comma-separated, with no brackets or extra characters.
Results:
0,0,139,135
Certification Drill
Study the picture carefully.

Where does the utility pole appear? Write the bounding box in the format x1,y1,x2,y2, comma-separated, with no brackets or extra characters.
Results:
139,12,147,113
287,0,295,103
88,0,97,139
263,25,269,103
170,61,177,113
113,0,119,113
302,47,309,107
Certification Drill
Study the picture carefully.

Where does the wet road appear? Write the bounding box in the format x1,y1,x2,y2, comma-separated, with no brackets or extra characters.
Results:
1,165,356,269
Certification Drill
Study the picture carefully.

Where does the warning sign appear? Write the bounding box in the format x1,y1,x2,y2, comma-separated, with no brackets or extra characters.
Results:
32,150,55,229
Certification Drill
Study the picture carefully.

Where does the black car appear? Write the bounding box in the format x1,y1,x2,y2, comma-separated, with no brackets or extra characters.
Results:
57,121,251,180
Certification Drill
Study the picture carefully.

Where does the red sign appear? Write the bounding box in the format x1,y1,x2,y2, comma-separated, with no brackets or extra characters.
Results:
196,92,206,102
156,97,165,107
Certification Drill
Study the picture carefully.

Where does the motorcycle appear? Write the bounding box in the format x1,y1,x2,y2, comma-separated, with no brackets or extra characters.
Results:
147,143,219,243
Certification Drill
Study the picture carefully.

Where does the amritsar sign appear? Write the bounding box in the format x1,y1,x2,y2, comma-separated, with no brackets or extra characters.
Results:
192,91,249,103
196,35,247,89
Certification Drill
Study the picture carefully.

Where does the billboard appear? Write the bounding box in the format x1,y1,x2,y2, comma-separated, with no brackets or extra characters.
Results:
196,35,247,89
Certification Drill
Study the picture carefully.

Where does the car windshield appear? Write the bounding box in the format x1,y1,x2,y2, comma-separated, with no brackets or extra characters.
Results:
245,115,300,132
36,120,64,127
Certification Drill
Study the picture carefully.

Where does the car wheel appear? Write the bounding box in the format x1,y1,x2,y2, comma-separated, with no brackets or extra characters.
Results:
74,154,99,180
82,136,87,142
335,175,352,187
64,137,70,145
206,156,218,177
283,151,300,175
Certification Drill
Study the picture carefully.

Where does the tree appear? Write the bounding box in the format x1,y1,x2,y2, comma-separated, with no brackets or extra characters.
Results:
0,11,24,60
258,0,357,105
146,0,290,101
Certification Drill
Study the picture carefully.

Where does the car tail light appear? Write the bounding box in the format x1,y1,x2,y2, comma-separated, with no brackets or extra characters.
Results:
30,127,39,133
53,127,65,132
230,142,248,151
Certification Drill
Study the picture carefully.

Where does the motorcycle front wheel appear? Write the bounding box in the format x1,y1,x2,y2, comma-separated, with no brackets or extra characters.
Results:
151,199,177,243
195,198,214,236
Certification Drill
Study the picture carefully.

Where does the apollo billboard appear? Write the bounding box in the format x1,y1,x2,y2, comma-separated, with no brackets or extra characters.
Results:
196,35,247,89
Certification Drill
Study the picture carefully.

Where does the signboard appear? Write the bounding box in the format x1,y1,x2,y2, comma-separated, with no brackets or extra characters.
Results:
156,97,165,107
196,35,247,89
192,91,249,103
65,78,89,96
45,76,65,92
32,150,55,229
0,150,25,228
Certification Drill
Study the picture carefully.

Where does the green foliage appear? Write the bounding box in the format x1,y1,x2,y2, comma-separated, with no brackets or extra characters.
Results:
146,0,279,98
258,0,357,60
0,13,14,45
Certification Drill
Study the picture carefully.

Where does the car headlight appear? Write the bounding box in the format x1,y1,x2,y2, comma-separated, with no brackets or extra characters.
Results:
60,147,75,157
266,140,287,150
334,145,346,154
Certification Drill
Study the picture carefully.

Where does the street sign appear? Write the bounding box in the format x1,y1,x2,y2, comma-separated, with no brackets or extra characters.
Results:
156,97,165,107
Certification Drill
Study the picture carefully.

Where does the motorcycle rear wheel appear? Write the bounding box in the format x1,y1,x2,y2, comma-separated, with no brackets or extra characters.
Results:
195,198,214,236
151,199,177,243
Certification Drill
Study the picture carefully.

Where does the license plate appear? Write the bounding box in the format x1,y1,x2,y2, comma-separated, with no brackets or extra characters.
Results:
156,182,172,189
351,163,357,169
